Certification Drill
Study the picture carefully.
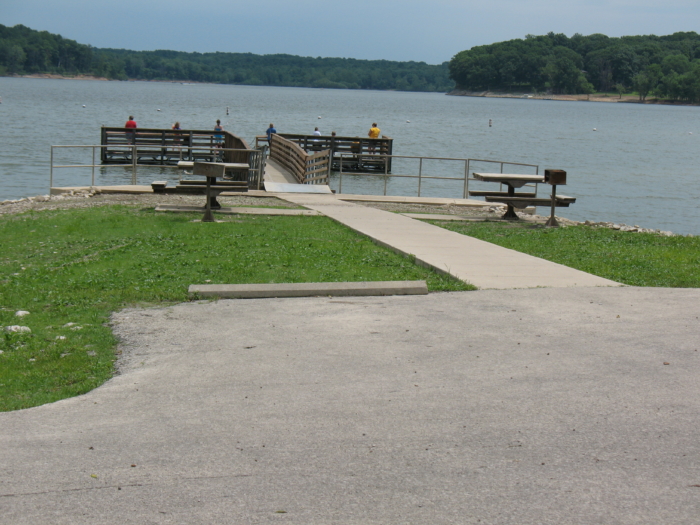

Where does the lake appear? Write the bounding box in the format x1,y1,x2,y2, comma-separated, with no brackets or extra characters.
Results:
0,77,698,235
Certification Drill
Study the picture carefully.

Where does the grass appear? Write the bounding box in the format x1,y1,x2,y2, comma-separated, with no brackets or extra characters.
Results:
429,220,700,287
0,206,472,411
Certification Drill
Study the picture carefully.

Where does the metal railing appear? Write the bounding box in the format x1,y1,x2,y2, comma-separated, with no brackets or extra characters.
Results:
336,154,539,198
50,144,265,191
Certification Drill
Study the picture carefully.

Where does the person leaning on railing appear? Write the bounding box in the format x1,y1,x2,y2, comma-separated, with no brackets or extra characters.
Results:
368,122,380,153
266,123,277,145
214,120,224,148
171,122,182,152
124,115,137,144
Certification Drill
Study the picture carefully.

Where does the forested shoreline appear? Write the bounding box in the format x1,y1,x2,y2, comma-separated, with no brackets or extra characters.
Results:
4,23,700,102
0,24,451,92
449,32,700,102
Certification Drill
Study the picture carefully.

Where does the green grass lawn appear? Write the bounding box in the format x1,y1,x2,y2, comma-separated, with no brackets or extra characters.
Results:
430,220,700,287
0,206,472,411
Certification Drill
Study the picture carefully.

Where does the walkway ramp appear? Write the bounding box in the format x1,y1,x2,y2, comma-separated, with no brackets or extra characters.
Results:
279,193,620,290
263,158,332,194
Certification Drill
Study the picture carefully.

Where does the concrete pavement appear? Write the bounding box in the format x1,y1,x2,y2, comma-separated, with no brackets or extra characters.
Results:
1,287,699,524
280,193,619,290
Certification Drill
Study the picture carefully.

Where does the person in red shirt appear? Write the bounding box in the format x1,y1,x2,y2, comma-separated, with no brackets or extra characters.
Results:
125,116,137,144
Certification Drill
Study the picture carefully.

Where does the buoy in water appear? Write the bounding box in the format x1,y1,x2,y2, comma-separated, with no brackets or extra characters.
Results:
157,108,161,111
489,119,492,127
406,120,410,123
593,128,597,131
226,106,230,115
82,104,86,108
318,116,322,119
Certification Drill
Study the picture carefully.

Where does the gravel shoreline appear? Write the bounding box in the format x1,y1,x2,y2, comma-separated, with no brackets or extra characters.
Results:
0,188,681,236
0,189,299,216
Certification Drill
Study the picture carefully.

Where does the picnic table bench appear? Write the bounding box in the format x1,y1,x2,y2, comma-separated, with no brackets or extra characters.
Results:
470,171,575,225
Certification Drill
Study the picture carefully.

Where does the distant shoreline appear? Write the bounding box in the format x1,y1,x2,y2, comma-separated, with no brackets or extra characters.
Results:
9,76,695,106
447,89,699,106
11,73,200,84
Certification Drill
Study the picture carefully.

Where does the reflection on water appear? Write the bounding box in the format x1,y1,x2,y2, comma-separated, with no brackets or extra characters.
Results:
0,77,698,234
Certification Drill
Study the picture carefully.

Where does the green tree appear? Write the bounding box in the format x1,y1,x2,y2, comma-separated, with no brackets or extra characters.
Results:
615,83,625,98
5,44,26,72
632,73,652,100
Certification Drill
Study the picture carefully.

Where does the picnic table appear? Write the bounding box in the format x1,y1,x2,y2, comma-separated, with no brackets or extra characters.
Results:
470,172,575,221
174,162,249,220
177,161,250,181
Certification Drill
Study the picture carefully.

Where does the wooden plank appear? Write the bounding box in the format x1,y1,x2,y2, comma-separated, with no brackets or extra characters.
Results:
193,162,226,178
485,196,575,209
469,191,537,198
473,173,544,184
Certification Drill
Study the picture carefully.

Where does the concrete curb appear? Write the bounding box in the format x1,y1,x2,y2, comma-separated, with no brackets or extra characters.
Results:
188,280,428,298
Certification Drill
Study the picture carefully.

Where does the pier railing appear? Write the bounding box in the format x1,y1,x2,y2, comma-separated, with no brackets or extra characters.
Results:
50,144,265,190
257,133,393,172
269,134,331,185
336,154,540,199
100,127,251,166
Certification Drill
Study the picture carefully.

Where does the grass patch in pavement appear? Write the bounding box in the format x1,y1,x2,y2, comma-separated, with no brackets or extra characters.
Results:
429,220,700,287
0,206,472,411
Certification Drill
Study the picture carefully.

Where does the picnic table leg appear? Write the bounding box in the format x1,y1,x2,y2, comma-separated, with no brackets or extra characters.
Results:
207,176,222,209
202,177,215,223
501,183,519,220
545,184,559,227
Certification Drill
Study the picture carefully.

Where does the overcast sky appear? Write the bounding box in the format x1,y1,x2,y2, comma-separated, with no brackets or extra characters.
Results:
3,0,698,64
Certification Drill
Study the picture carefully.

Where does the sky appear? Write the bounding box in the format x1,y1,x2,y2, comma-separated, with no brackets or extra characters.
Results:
3,0,699,64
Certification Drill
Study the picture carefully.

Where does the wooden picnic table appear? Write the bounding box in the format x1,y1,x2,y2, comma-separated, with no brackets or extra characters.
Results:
470,172,575,220
174,162,249,213
177,161,249,179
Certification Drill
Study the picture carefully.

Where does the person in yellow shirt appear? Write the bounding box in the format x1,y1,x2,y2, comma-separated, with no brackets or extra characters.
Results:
368,123,380,153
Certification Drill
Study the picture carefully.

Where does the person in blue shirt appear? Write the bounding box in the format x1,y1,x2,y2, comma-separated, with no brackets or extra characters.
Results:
214,120,224,148
266,123,277,144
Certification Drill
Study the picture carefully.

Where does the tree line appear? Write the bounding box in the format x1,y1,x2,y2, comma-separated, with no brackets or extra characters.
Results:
0,24,452,92
449,32,700,102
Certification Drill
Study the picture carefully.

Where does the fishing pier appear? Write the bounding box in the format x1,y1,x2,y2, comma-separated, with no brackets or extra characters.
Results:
52,126,565,219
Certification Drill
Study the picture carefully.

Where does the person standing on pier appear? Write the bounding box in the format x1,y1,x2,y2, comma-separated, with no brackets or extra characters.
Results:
368,123,380,153
171,122,182,152
125,115,137,144
313,127,321,136
214,119,224,148
266,123,277,145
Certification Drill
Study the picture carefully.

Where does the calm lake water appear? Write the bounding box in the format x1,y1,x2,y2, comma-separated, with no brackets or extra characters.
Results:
1,77,699,235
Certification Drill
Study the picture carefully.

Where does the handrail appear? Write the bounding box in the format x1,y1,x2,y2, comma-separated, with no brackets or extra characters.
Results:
50,144,264,191
269,134,331,185
100,126,251,166
257,133,394,173
336,153,539,198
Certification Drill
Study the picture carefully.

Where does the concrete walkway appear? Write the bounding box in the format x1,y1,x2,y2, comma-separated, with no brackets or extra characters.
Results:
280,193,619,289
1,287,699,524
